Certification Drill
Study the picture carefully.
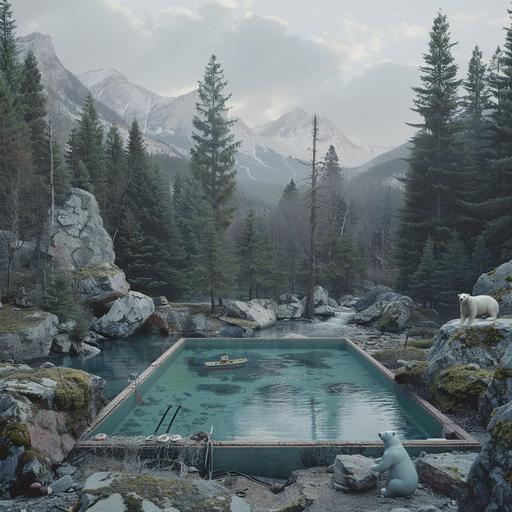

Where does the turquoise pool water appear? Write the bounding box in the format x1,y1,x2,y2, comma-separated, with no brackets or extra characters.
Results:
90,339,442,442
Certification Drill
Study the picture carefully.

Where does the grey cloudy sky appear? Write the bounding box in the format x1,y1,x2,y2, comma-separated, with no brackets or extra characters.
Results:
11,0,509,147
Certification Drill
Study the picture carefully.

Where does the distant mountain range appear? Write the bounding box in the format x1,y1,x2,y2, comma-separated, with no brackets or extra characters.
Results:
17,32,404,189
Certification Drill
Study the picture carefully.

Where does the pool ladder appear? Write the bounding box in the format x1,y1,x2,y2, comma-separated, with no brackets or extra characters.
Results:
154,405,182,435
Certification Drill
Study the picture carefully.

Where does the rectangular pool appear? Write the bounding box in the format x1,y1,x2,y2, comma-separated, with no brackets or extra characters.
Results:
88,338,447,441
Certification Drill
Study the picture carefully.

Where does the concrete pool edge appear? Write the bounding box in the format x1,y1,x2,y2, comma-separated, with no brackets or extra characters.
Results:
76,337,480,477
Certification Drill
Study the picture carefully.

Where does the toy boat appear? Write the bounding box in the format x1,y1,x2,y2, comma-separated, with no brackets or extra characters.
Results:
204,354,247,369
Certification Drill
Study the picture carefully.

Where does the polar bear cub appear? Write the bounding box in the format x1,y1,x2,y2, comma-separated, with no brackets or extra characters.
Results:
458,293,499,325
371,430,418,497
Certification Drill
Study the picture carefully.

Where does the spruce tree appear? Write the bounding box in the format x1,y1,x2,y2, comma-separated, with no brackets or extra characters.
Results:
0,0,18,94
0,78,33,299
396,12,464,291
66,94,104,202
191,54,241,229
190,55,240,310
104,125,127,236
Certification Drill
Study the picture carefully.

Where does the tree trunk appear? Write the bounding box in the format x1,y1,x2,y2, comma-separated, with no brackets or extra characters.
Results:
210,286,215,314
304,115,319,320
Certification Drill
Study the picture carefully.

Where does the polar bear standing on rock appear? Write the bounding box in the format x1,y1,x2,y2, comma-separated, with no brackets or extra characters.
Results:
371,431,418,497
458,293,499,325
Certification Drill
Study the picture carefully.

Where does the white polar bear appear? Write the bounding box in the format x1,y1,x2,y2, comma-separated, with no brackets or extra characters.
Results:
458,293,499,326
370,430,418,497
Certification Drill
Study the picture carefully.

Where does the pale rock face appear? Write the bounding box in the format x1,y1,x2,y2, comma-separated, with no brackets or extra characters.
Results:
473,259,512,316
48,188,115,271
93,291,155,338
223,299,276,329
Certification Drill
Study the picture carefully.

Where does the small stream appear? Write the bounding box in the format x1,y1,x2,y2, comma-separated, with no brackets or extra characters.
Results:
52,312,356,399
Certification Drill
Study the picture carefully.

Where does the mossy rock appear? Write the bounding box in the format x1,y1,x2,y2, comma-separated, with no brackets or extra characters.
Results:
395,361,428,386
495,366,512,380
74,263,122,279
88,474,242,512
431,364,493,412
492,420,512,449
373,347,429,370
0,418,30,459
451,325,504,348
0,305,46,334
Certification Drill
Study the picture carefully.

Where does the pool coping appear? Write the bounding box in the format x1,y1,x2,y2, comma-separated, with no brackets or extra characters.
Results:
79,336,480,451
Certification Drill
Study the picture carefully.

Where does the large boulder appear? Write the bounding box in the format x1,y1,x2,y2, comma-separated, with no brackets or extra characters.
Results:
313,285,329,306
149,304,222,336
276,299,304,319
76,472,251,512
93,291,155,338
75,263,129,305
0,307,58,362
353,285,400,312
223,299,276,329
426,319,512,381
0,365,105,496
47,188,115,271
379,296,415,332
459,400,512,512
480,344,512,425
473,259,512,316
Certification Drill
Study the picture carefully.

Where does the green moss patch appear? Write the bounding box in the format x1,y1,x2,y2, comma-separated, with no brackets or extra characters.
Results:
495,367,512,380
432,365,493,413
74,263,121,279
395,361,428,386
408,338,433,349
451,326,504,348
492,420,512,449
373,347,429,370
0,305,45,334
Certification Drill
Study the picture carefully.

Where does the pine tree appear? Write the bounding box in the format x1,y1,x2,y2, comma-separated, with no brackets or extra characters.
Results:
104,125,127,236
45,271,77,322
410,238,437,307
190,55,241,310
191,55,241,229
237,210,273,299
396,12,464,291
0,0,18,94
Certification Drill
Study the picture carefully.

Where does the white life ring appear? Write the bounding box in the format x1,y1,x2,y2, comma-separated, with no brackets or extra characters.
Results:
94,433,108,441
157,434,170,443
169,434,182,442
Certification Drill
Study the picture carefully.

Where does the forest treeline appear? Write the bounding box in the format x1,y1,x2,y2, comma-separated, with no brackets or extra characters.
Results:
1,0,512,313
396,10,512,308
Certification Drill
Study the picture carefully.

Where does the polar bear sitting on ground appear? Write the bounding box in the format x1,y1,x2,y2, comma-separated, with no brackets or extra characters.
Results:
458,293,499,325
370,430,418,497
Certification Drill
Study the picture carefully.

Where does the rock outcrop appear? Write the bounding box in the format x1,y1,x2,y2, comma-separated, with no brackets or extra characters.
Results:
93,291,155,338
333,454,377,492
473,258,512,316
276,294,304,319
0,365,105,496
75,472,251,511
47,188,115,271
480,344,512,425
459,400,512,512
0,307,58,362
426,319,512,381
149,303,222,336
223,299,276,329
75,263,129,305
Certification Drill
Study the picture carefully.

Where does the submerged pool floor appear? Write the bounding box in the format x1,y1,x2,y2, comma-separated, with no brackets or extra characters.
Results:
104,340,441,441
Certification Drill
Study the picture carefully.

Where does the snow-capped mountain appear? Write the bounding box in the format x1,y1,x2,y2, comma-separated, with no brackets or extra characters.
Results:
17,33,180,157
255,108,381,168
80,68,307,184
